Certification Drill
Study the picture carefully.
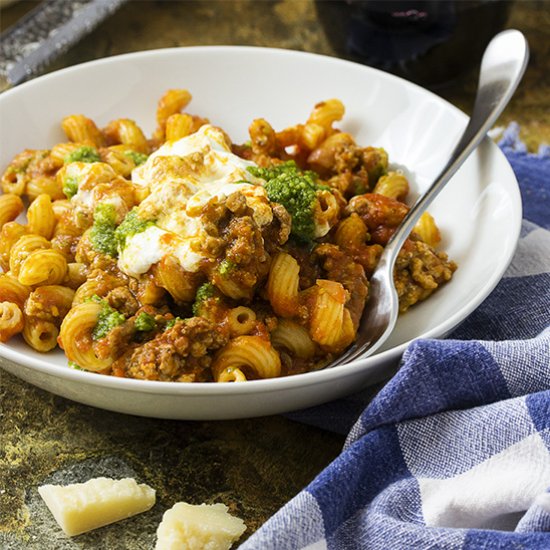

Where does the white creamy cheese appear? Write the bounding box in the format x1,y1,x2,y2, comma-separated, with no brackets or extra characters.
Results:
173,239,206,273
155,502,246,550
99,194,127,213
118,226,168,277
66,161,117,211
160,209,203,240
119,219,207,276
186,181,254,212
132,125,259,190
38,477,156,537
72,188,95,210
118,125,272,279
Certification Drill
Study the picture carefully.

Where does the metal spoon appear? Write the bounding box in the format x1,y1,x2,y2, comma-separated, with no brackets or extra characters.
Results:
329,29,529,369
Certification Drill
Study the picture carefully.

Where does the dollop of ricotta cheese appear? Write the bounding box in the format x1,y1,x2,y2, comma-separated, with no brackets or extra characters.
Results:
119,125,272,277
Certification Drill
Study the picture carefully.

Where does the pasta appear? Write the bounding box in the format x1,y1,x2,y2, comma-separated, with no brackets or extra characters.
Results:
165,113,194,141
212,336,282,381
100,146,137,178
18,249,67,286
0,222,27,271
0,273,31,308
9,234,51,276
373,171,409,201
61,115,104,147
153,255,199,303
266,252,300,318
103,119,150,153
271,319,316,359
24,285,75,323
227,307,256,336
26,176,65,202
154,89,193,142
58,302,114,371
0,90,456,381
0,193,24,227
414,212,442,248
309,279,354,352
0,301,24,342
23,318,59,352
27,194,56,239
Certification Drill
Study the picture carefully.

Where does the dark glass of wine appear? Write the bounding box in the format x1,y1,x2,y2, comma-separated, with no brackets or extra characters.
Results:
315,0,512,88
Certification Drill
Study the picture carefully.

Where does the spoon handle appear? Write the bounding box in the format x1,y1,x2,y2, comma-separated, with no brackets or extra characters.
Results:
382,29,529,265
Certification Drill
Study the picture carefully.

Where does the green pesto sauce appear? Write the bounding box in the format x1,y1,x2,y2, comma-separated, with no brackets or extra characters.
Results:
90,203,118,257
135,312,156,332
7,156,32,175
192,282,215,316
219,259,236,277
114,208,155,250
91,297,125,340
165,318,178,330
165,317,185,330
367,148,389,184
6,166,23,175
124,150,149,166
65,146,101,164
248,161,319,241
89,206,155,257
63,175,80,199
353,179,369,196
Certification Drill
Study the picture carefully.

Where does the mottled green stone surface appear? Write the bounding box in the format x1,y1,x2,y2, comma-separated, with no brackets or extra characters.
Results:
0,373,345,547
1,1,548,548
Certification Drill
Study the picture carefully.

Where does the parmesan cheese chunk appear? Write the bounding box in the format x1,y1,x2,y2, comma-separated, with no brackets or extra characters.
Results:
155,502,246,550
38,477,156,537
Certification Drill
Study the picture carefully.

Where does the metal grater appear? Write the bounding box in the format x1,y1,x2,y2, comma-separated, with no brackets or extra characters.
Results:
0,0,127,92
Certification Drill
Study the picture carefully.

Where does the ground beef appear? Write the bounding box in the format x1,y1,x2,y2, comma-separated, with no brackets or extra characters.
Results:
95,319,137,361
75,232,121,273
339,195,456,314
283,242,323,290
266,203,292,247
327,171,370,198
224,216,265,265
225,191,248,216
307,133,361,177
307,136,388,198
23,286,74,326
395,239,457,312
95,306,173,363
351,243,384,279
106,286,140,316
113,317,229,382
81,269,128,299
215,215,271,297
202,193,282,292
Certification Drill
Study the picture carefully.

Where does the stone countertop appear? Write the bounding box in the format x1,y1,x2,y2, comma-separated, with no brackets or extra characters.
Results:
0,1,548,548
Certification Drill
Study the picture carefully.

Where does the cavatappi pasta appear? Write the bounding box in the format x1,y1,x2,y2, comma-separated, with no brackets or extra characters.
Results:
0,91,457,381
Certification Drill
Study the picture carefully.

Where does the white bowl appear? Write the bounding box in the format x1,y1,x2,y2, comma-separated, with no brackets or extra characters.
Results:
0,46,521,419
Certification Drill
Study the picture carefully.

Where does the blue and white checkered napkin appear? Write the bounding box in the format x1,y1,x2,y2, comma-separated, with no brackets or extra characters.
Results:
241,126,550,549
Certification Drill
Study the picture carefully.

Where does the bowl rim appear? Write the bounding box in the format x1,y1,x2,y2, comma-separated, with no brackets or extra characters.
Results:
0,45,522,397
